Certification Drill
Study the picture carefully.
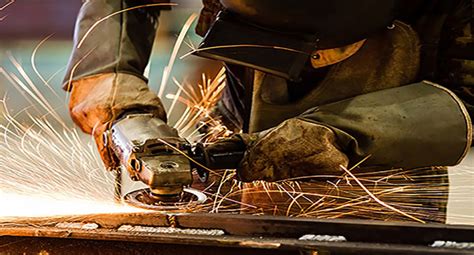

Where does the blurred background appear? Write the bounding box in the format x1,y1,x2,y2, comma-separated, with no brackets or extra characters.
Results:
0,0,221,124
0,0,472,225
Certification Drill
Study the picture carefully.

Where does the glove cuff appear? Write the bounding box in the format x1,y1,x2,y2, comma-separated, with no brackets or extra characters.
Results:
69,72,166,135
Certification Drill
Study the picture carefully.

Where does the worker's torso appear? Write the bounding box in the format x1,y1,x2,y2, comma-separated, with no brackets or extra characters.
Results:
249,20,420,132
195,0,473,132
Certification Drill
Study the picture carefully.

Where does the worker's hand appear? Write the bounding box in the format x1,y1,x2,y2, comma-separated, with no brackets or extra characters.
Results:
237,118,349,182
68,73,166,170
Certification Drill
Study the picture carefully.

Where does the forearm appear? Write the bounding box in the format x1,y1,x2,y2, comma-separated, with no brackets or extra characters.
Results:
63,0,162,90
63,0,171,132
299,81,472,170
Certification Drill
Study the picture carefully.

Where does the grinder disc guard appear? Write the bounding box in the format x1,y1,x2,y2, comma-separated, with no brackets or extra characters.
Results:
124,188,207,211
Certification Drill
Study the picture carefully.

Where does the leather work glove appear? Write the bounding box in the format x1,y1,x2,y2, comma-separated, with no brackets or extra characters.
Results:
239,118,349,182
206,118,349,182
69,73,166,170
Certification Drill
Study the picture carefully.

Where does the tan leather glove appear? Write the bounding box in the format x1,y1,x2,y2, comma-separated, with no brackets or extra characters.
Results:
69,73,166,170
237,118,349,182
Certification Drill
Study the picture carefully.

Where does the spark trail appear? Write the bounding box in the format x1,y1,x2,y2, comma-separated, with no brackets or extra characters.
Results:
0,9,469,224
0,97,143,218
0,54,460,223
0,0,14,21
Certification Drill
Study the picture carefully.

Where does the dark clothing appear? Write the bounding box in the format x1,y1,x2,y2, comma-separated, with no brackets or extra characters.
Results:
197,0,474,128
64,0,472,170
195,0,224,37
64,0,474,124
63,0,163,91
407,0,474,117
64,0,473,222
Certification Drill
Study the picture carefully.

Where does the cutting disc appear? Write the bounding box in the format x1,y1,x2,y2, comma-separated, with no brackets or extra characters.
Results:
123,188,207,211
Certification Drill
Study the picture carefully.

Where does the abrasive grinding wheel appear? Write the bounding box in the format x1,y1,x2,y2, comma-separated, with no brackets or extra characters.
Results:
123,188,207,211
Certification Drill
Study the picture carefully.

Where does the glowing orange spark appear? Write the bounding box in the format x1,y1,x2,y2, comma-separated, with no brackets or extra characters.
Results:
158,13,198,98
0,13,457,225
0,0,14,21
180,44,310,60
0,192,143,218
339,165,426,224
31,34,61,100
0,0,13,11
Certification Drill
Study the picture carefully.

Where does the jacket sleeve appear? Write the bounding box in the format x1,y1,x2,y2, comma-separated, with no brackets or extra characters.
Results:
297,81,472,170
63,0,167,91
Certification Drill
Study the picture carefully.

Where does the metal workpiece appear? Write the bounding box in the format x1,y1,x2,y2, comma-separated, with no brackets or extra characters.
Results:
109,113,193,197
1,213,474,255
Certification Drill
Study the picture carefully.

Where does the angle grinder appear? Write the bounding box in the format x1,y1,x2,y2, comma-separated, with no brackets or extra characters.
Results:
106,113,245,210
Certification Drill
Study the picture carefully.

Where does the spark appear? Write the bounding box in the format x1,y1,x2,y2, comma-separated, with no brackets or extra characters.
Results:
0,52,455,223
340,166,425,223
0,98,143,218
7,54,64,125
0,191,141,218
0,11,230,218
0,0,13,11
0,0,14,21
0,7,465,225
31,34,61,100
158,13,198,98
180,44,310,60
168,67,229,143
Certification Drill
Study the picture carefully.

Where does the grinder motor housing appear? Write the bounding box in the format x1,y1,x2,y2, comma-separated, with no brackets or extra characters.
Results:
107,113,193,197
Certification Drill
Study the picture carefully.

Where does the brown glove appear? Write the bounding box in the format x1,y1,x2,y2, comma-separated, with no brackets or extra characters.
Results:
237,118,349,182
69,73,166,170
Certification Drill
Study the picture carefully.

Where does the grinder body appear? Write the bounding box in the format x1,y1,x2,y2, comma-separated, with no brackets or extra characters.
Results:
108,113,192,197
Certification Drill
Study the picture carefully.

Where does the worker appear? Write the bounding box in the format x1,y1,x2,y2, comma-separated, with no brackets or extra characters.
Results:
64,0,472,184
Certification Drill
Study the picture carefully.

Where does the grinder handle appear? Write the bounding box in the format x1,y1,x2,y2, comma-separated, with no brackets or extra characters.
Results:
192,140,246,181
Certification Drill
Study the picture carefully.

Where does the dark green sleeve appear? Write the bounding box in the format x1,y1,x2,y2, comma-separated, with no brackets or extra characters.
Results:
298,82,472,169
63,0,165,90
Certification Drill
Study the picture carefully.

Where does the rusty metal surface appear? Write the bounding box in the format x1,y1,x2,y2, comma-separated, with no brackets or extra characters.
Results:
0,225,471,255
1,212,474,254
0,236,288,255
4,212,472,244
